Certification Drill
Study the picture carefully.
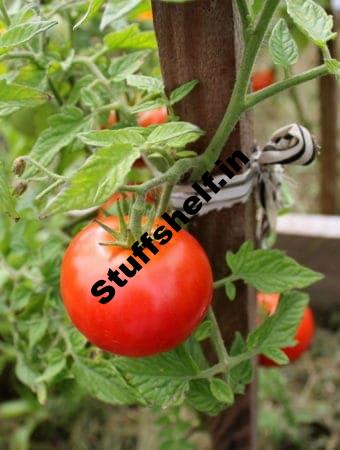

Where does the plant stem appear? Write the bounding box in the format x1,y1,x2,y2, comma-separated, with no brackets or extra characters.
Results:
199,0,281,174
22,157,67,181
48,78,63,105
213,275,239,290
36,179,64,200
74,56,111,89
246,65,328,109
156,182,173,216
208,307,230,368
235,0,252,41
0,0,10,26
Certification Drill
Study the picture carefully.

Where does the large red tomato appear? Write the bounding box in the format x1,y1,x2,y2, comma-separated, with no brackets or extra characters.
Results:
60,216,213,357
137,106,168,127
257,292,315,366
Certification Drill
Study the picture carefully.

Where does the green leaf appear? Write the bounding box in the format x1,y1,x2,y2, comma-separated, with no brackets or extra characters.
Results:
0,20,57,48
194,320,212,341
261,348,289,365
146,122,203,148
24,107,90,178
15,353,39,392
104,24,157,50
78,128,146,147
109,50,149,80
269,19,299,68
114,347,198,406
28,316,48,349
36,350,66,383
210,378,234,404
225,281,236,301
286,0,336,47
169,80,198,105
74,0,105,29
73,357,141,405
229,333,253,394
247,291,309,352
226,241,323,292
0,80,50,114
100,0,142,29
186,379,225,416
126,74,164,93
44,143,140,214
250,0,263,17
0,160,18,220
130,98,166,113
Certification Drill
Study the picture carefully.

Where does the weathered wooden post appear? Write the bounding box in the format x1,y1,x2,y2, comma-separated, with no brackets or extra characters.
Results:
151,1,257,449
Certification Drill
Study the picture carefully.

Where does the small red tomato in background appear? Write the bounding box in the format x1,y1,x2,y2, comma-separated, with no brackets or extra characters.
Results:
60,216,213,357
100,110,117,129
137,106,168,127
257,292,315,367
251,68,275,92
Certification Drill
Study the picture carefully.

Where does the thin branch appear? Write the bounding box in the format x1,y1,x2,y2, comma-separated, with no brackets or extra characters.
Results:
245,65,329,109
235,0,251,40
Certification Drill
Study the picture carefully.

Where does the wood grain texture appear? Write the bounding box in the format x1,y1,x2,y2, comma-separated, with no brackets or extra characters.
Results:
151,1,257,449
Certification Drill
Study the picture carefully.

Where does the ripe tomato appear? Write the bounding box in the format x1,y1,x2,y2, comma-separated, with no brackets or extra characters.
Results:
60,216,213,356
251,69,275,92
257,292,315,366
137,106,168,127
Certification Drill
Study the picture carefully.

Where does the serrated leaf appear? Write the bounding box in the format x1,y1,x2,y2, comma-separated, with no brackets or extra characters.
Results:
78,128,146,147
186,379,225,416
269,19,298,68
0,160,18,220
109,50,149,80
36,352,66,383
44,143,140,214
126,74,164,93
0,20,57,48
100,0,142,30
0,80,50,113
104,24,157,50
169,79,198,105
74,0,105,29
210,378,234,404
261,348,289,365
194,320,212,341
146,122,203,148
130,98,166,113
286,0,336,47
227,241,323,292
28,316,48,349
247,291,309,352
73,357,141,405
225,281,236,300
23,107,90,178
114,347,197,406
229,332,253,394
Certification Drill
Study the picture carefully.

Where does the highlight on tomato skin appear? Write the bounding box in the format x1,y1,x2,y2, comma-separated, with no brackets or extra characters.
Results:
251,68,275,92
60,216,213,357
257,292,315,367
137,106,168,127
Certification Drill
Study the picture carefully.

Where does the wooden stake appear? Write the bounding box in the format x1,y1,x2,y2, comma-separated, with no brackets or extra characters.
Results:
152,1,257,449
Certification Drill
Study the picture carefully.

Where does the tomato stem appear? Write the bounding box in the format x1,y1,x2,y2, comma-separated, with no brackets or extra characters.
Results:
208,307,230,368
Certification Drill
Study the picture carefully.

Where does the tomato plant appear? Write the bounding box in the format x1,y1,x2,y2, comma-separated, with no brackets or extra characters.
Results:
0,0,337,447
258,292,315,366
